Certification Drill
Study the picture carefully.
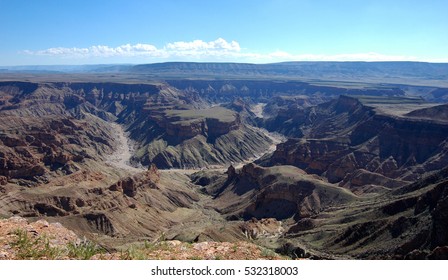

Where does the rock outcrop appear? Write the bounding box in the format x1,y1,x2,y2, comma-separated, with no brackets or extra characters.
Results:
208,163,357,220
0,166,203,245
0,115,116,185
148,126,272,169
240,218,284,239
0,216,285,260
109,164,160,197
0,216,79,260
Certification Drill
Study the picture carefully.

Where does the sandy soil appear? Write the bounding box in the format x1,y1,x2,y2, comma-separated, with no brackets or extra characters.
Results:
106,123,144,174
251,103,267,118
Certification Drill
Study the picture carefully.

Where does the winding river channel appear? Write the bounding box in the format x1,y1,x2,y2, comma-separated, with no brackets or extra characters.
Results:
106,103,285,173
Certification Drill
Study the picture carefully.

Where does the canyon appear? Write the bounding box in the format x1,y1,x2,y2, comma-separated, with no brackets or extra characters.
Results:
1,62,448,259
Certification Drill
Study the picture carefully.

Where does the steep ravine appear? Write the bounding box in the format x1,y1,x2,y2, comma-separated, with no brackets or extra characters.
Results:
234,126,286,169
159,126,286,174
104,120,285,174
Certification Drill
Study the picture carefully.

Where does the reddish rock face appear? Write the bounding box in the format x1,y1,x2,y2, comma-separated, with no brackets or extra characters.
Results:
226,165,236,180
0,82,130,184
0,176,7,185
151,108,240,143
240,218,283,239
271,139,350,176
109,166,160,197
0,136,27,147
205,116,240,140
165,119,206,141
0,116,115,183
214,163,355,221
147,163,160,182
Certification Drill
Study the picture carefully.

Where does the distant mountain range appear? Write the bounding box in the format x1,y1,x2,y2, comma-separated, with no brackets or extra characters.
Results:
132,61,448,77
2,61,448,86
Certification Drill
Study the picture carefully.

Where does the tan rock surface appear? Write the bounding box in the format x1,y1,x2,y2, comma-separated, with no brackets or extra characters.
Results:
0,216,286,260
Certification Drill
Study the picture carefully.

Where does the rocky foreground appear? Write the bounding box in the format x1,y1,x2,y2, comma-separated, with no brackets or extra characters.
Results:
0,217,286,260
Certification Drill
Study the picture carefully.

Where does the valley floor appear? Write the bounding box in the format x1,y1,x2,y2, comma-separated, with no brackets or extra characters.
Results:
106,123,144,173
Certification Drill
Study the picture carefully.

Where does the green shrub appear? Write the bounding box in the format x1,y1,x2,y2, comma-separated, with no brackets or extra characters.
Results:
260,248,276,259
67,239,105,260
10,229,62,260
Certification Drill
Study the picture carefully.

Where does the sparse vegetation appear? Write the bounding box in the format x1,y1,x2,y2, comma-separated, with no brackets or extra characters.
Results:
143,240,154,250
120,245,148,260
10,229,62,260
112,240,287,260
1,217,289,260
158,232,167,242
67,239,105,260
232,244,238,252
8,229,105,260
188,256,203,260
119,241,173,260
260,248,277,259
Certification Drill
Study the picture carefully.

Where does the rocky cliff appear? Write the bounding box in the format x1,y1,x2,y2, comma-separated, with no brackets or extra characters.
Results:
0,81,275,173
0,82,121,185
263,95,448,192
285,168,448,259
0,164,205,247
165,79,405,104
197,163,356,221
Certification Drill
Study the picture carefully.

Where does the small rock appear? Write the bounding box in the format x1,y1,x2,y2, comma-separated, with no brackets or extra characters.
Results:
167,240,182,247
428,246,448,260
51,222,64,228
0,251,9,258
75,198,85,207
8,216,27,223
34,220,50,228
0,176,7,185
193,242,209,251
27,229,39,236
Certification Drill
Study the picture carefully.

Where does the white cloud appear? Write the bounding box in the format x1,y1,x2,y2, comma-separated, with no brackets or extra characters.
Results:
24,43,166,58
23,39,436,62
24,39,240,59
166,38,240,52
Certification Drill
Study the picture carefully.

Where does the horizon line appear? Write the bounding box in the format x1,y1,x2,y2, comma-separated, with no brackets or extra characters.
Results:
2,60,448,68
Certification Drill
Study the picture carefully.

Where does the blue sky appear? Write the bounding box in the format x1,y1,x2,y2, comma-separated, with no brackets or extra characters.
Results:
1,0,447,65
